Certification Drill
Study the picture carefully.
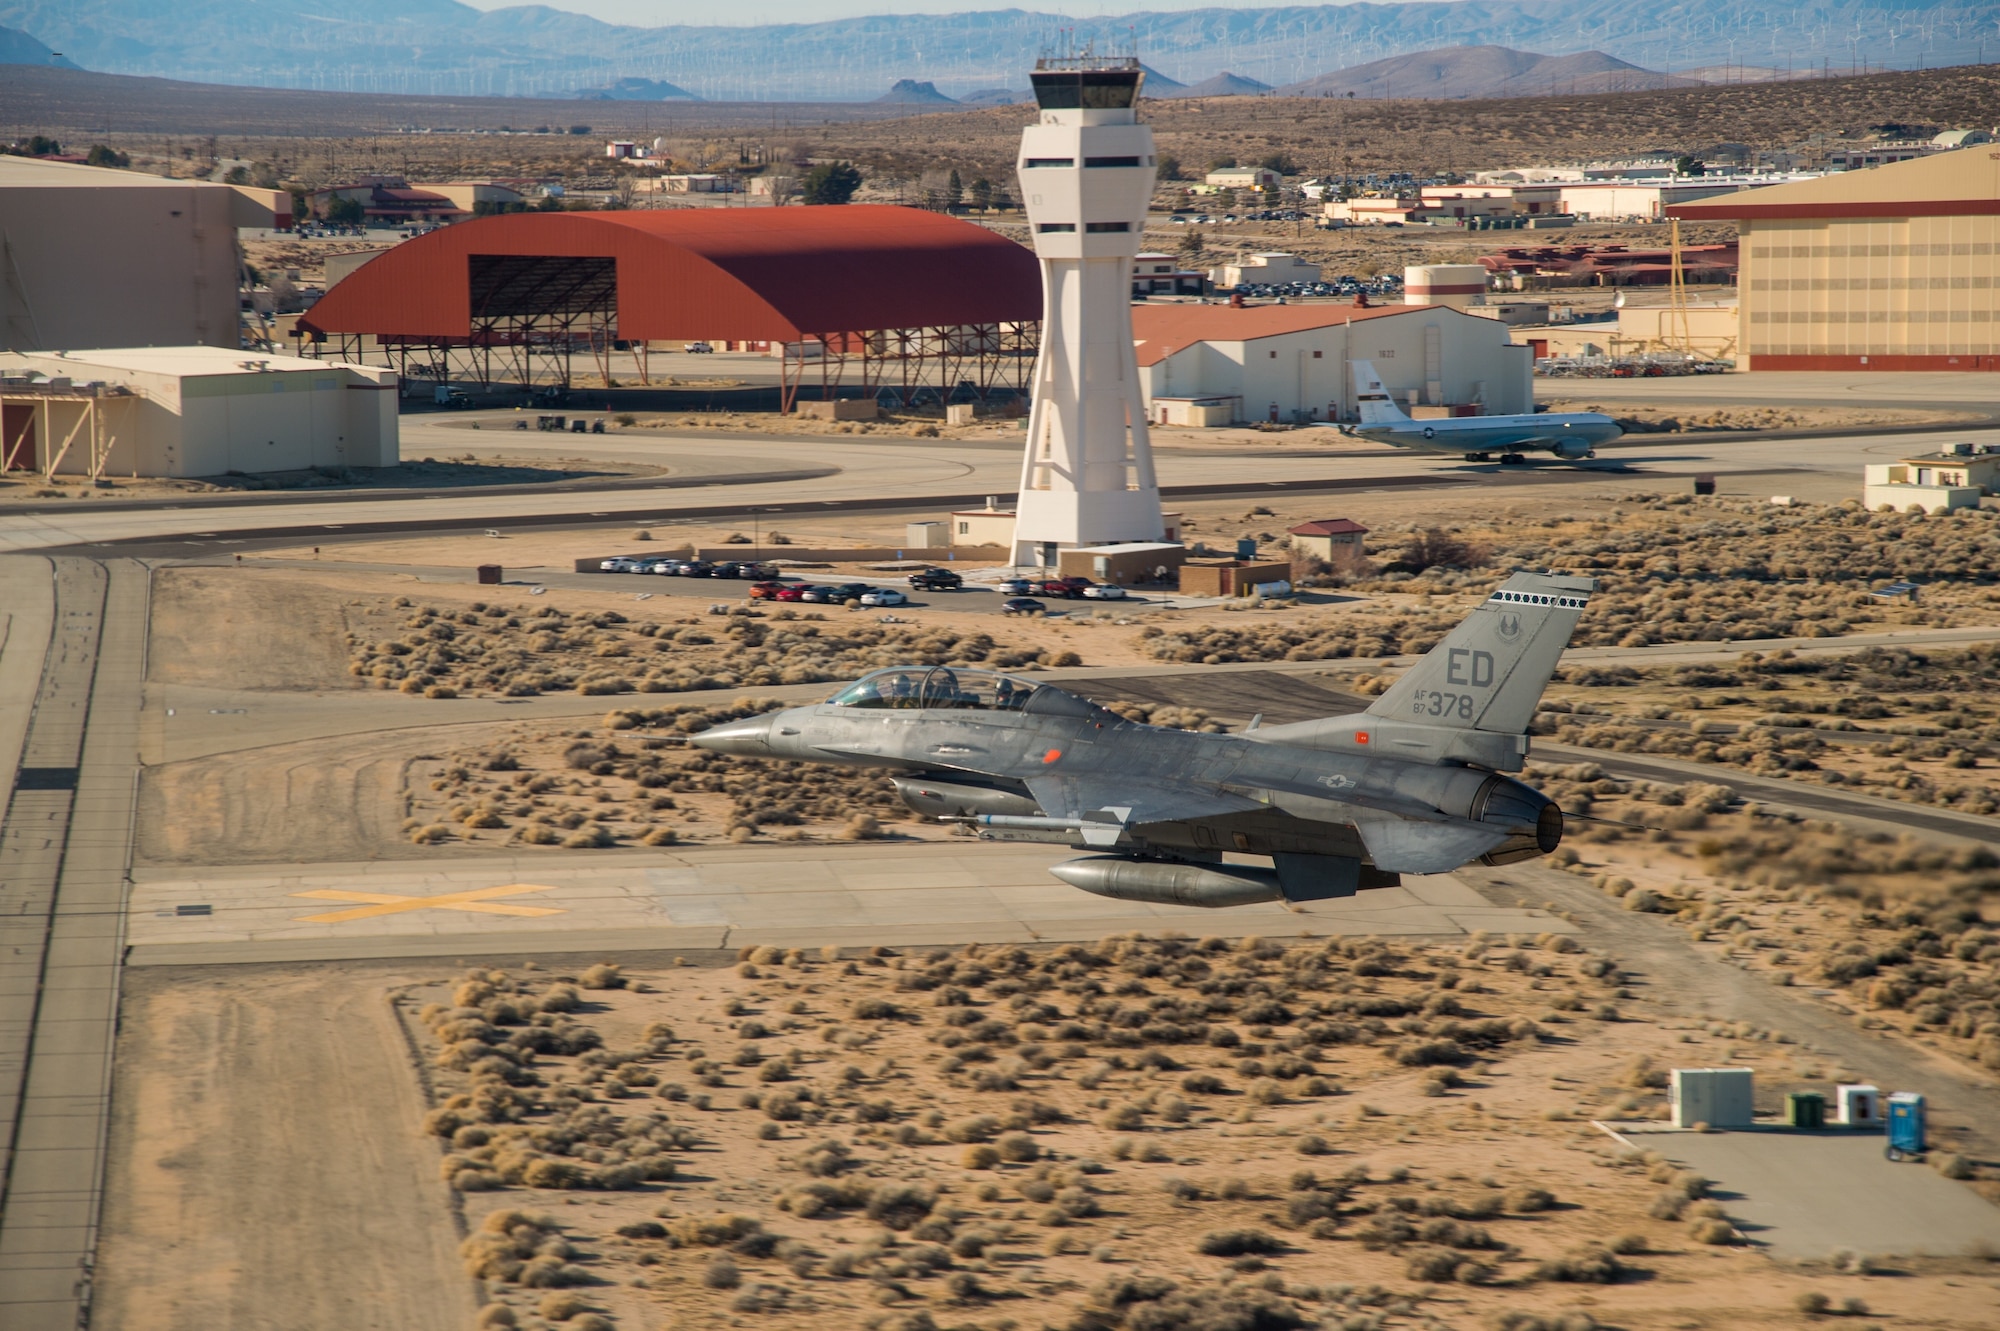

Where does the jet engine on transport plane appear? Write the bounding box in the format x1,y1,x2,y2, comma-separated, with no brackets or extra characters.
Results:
1550,437,1594,460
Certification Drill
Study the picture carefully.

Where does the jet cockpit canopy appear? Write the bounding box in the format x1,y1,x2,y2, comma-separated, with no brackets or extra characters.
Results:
827,666,1098,716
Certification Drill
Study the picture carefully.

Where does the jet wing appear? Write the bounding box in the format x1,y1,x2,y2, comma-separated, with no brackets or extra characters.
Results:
1025,773,1263,843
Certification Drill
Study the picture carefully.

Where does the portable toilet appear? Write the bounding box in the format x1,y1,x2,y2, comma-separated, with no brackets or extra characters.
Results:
1885,1092,1927,1160
1784,1091,1826,1130
1670,1067,1755,1129
1835,1084,1882,1127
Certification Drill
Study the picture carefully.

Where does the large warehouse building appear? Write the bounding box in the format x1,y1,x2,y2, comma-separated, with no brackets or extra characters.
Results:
0,157,289,351
1134,303,1532,425
2,347,396,479
299,206,1042,406
1670,149,2000,370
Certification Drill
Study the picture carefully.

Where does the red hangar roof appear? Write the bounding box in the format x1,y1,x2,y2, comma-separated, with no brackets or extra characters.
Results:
298,205,1042,344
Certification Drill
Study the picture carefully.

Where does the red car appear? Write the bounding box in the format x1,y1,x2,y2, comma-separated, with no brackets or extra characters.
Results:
747,581,786,600
771,585,809,602
1032,577,1094,599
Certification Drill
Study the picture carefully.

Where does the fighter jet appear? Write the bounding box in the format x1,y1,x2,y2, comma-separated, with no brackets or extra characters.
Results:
1338,360,1622,464
691,571,1594,909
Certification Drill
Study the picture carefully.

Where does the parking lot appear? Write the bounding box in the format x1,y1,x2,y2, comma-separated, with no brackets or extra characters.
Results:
582,557,1177,618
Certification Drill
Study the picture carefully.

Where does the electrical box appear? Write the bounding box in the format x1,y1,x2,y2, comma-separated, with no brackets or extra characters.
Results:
1670,1067,1755,1129
1835,1084,1881,1127
1784,1091,1826,1130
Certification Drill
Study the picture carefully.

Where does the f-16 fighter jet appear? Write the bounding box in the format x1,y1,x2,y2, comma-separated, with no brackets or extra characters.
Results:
692,571,1594,908
1340,360,1622,464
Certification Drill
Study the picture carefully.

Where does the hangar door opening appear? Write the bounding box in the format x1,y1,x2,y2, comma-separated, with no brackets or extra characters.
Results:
2,403,35,472
468,253,619,390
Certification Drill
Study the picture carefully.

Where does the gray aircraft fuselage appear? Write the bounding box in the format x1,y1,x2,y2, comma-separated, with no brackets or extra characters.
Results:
691,670,1556,881
1348,411,1624,459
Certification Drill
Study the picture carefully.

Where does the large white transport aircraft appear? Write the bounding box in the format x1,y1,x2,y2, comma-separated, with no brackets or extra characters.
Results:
1340,360,1623,463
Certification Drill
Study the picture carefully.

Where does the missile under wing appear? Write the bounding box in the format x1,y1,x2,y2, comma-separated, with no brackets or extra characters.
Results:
691,571,1595,908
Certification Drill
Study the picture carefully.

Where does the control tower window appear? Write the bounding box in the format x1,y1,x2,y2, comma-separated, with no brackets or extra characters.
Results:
1030,68,1143,110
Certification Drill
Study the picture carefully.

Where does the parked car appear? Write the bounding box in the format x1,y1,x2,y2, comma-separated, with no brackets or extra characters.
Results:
747,581,787,600
908,568,963,591
1032,577,1093,599
710,561,748,579
599,556,643,573
678,560,716,577
1080,583,1127,600
772,585,809,602
995,578,1034,596
1001,597,1046,616
685,341,713,353
641,559,680,575
860,588,908,607
802,582,871,604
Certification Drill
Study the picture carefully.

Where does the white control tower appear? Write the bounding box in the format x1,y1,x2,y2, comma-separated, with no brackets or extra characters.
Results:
1010,56,1164,568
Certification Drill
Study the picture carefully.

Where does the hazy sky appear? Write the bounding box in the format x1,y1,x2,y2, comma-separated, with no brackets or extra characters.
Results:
455,0,1334,26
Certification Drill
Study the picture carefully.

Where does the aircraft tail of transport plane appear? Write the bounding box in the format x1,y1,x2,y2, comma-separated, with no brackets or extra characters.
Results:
689,571,1596,910
1343,359,1623,464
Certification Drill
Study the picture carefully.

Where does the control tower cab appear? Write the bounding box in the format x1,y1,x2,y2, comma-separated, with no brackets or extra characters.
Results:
1010,57,1165,568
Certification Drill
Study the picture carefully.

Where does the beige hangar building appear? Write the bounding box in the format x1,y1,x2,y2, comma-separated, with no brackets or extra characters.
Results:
1134,303,1533,425
2,348,397,479
0,156,289,352
1671,148,2000,371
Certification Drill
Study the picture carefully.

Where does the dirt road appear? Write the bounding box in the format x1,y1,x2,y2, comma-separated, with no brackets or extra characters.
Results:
94,966,475,1330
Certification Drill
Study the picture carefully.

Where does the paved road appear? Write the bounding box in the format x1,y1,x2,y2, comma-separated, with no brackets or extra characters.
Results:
5,411,1990,557
121,843,1574,969
0,557,145,1331
1630,1128,2000,1260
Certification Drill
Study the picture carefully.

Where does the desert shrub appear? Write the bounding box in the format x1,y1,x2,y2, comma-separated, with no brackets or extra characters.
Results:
1795,1292,1832,1316
703,1254,742,1289
1932,1151,1974,1180
1196,1228,1283,1257
537,1292,590,1320
1534,1245,1630,1283
579,962,625,989
1689,1218,1736,1245
866,1182,937,1230
1504,1185,1556,1213
943,1114,999,1144
963,1143,1002,1170
997,1131,1040,1162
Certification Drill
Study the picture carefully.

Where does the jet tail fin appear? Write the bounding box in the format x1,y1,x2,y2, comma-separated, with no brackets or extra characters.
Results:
1351,359,1409,426
1368,571,1596,735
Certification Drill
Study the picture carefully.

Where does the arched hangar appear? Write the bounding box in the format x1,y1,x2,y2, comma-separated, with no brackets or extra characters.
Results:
296,205,1042,406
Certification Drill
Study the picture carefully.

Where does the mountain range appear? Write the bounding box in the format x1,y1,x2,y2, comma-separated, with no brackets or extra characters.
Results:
1279,46,1698,99
0,1,1990,101
0,22,75,68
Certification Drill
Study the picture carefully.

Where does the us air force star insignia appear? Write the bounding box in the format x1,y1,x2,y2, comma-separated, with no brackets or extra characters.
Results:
1317,773,1355,790
1422,426,1435,439
1497,612,1522,642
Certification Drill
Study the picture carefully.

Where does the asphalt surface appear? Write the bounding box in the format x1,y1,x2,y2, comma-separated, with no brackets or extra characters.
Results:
0,557,144,1331
1634,1128,2000,1259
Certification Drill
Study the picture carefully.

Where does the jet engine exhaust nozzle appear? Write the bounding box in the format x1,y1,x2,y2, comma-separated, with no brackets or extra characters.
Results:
1050,856,1284,909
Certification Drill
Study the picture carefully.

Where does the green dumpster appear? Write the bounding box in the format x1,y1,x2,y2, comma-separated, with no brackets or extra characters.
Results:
1785,1091,1826,1129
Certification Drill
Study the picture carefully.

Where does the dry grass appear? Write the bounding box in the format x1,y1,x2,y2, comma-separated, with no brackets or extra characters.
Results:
1529,767,2000,1080
392,930,1995,1330
1147,498,2000,667
344,597,1074,699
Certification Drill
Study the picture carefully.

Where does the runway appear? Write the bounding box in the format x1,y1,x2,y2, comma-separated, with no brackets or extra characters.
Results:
124,843,1573,968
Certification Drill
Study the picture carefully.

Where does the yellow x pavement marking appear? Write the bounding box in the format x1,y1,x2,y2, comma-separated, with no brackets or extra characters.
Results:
291,882,565,924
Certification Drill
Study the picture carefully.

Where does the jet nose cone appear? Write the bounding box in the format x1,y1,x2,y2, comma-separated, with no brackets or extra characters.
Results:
689,715,775,756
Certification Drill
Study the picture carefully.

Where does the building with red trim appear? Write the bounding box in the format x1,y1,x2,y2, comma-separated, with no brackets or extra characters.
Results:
296,206,1042,403
1670,149,2000,371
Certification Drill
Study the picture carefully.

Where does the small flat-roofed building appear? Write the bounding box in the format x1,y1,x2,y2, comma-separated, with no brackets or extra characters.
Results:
1204,166,1281,191
1213,252,1321,288
1864,444,2000,512
1287,518,1368,560
1179,558,1292,597
951,502,1017,548
1132,253,1205,297
0,346,396,479
1056,541,1187,585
